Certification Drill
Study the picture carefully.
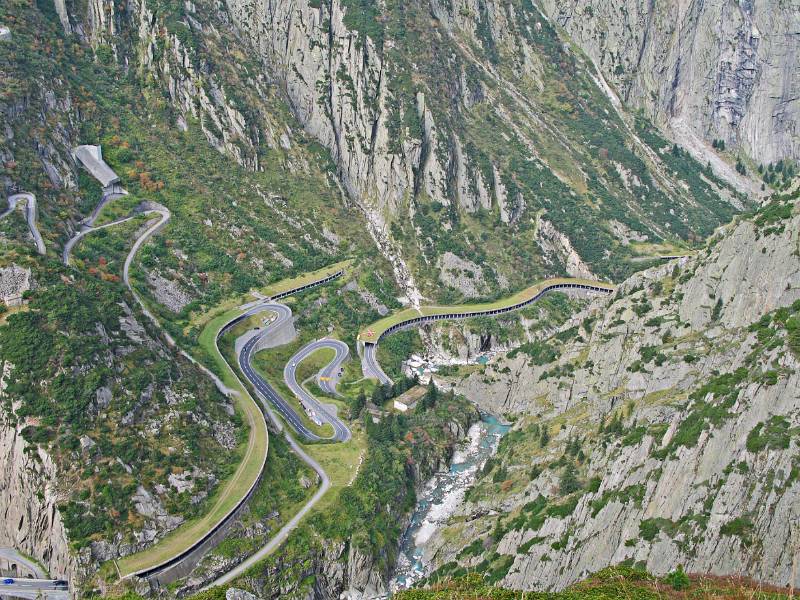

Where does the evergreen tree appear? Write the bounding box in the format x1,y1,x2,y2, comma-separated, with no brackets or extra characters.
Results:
606,412,623,436
371,384,385,405
538,426,550,448
559,462,582,495
350,391,367,420
420,378,438,410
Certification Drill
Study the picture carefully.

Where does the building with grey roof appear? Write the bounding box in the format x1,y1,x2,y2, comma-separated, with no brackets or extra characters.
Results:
73,145,120,188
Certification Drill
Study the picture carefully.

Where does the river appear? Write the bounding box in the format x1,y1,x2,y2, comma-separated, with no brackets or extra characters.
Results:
389,414,510,593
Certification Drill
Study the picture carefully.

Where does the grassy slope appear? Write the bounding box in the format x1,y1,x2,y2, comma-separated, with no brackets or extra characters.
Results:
295,346,337,385
250,344,335,439
397,569,793,599
116,309,268,576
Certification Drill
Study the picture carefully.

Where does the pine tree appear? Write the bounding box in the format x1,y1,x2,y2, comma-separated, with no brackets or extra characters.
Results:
539,427,550,448
371,384,385,405
559,463,582,495
421,378,438,410
350,391,367,420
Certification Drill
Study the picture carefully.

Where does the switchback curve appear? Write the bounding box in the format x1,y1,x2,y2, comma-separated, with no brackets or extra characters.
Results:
1,193,45,255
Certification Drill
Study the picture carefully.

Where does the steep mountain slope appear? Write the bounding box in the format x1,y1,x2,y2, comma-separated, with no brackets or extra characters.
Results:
222,0,746,302
423,189,800,589
541,0,800,166
0,0,783,595
4,0,749,305
0,0,386,587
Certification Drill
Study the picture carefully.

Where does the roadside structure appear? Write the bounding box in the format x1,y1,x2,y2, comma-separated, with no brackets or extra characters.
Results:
72,145,120,188
392,385,426,412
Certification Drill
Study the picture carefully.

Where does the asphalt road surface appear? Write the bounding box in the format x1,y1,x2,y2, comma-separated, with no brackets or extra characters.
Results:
203,312,354,588
83,186,126,227
314,339,349,396
2,193,45,255
234,303,352,442
62,214,135,265
63,186,131,265
0,580,68,600
0,547,47,579
362,342,392,385
284,338,351,442
198,429,329,590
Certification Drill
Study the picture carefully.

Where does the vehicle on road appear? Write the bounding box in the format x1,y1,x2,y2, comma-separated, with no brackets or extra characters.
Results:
54,580,68,589
3,578,14,584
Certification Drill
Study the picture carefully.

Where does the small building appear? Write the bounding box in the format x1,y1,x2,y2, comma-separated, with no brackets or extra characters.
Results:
365,405,384,423
73,145,120,188
0,27,11,41
392,385,427,413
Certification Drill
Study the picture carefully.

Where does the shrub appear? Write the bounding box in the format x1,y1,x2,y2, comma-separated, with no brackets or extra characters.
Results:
746,416,793,453
559,463,582,495
720,516,754,545
664,565,690,590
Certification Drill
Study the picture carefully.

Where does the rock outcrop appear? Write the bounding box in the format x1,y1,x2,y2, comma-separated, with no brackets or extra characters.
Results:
0,265,33,306
424,198,800,590
0,404,80,585
540,0,800,164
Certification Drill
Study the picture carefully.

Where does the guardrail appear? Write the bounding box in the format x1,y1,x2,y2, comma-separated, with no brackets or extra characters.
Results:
219,270,345,340
364,281,614,345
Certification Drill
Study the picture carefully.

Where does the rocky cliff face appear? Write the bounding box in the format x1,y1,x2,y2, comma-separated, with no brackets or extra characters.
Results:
540,0,800,165
0,407,80,584
423,192,800,589
17,0,751,304
219,0,744,300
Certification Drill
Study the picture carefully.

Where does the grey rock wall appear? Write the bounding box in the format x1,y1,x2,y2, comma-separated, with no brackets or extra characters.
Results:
0,400,81,587
425,208,800,590
540,0,800,164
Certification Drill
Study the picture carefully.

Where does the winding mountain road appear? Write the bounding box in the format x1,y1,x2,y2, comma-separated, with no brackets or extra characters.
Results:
284,338,351,441
359,279,616,384
231,302,352,442
62,186,132,266
362,342,392,385
1,193,45,255
199,425,329,590
313,339,350,396
62,214,136,265
54,181,620,592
